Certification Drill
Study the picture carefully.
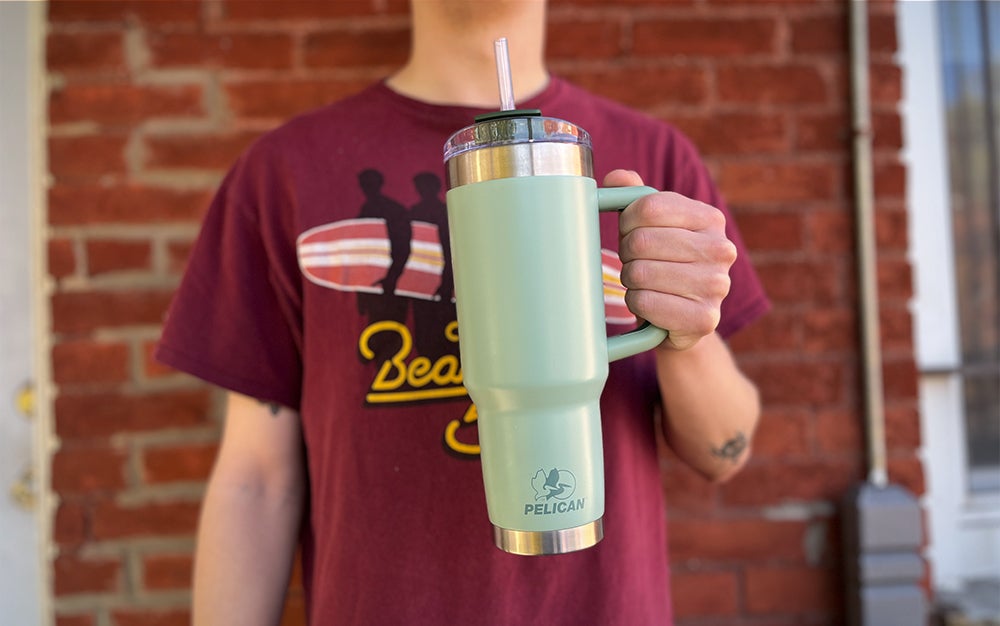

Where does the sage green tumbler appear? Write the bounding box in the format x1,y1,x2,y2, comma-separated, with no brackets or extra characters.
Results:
444,112,668,555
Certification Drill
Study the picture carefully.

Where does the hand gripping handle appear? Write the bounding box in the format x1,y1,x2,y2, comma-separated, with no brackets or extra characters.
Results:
597,186,670,362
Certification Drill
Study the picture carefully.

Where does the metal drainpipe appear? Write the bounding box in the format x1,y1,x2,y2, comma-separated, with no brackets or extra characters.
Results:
848,0,888,489
843,5,927,625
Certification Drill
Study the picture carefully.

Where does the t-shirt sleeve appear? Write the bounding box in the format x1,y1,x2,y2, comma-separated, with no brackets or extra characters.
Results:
667,132,771,339
155,152,304,410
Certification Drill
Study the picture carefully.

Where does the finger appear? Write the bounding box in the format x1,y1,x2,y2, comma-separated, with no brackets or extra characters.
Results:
619,192,726,236
603,169,644,188
624,289,722,344
619,227,738,267
620,258,733,304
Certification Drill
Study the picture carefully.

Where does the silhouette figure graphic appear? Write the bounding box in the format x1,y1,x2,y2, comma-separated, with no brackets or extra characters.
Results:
409,172,457,359
356,169,411,363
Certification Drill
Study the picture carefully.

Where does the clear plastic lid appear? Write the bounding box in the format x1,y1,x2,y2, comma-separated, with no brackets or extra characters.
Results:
443,115,592,162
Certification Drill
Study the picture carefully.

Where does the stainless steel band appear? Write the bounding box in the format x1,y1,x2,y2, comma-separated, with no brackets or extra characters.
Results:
493,518,604,556
446,142,593,188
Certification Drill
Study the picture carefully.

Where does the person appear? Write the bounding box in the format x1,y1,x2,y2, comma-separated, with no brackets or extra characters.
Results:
155,1,771,624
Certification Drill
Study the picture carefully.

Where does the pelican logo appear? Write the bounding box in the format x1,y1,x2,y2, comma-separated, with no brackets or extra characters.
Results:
524,468,585,516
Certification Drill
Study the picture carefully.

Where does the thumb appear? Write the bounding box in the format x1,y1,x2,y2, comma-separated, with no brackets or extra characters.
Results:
602,169,644,188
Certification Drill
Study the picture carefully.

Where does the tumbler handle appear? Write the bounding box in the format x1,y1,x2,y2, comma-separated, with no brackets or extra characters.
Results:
597,185,670,362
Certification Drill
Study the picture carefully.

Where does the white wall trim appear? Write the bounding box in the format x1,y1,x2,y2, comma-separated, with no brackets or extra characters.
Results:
29,1,55,623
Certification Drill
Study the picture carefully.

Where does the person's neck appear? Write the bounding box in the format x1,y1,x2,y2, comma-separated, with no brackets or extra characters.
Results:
387,4,549,109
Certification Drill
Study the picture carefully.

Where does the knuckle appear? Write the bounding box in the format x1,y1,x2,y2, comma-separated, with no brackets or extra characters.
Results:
708,271,732,299
693,306,722,336
619,259,648,289
634,194,666,225
707,237,738,266
622,227,654,258
706,205,728,230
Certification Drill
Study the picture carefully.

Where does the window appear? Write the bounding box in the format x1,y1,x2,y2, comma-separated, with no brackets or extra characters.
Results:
939,0,1000,493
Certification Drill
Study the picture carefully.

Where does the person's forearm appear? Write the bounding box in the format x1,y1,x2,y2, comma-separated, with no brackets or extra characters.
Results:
193,464,305,626
655,331,760,482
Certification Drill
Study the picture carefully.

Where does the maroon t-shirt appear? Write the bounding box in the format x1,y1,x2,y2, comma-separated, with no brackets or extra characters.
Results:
157,77,769,625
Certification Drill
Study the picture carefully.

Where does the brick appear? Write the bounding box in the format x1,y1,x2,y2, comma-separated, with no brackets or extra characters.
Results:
142,340,180,378
147,32,294,70
554,0,697,4
53,553,122,596
86,239,152,275
92,499,202,540
56,615,96,626
802,306,857,354
55,389,211,440
545,19,621,60
720,161,840,205
143,553,193,590
815,408,864,455
704,0,824,6
47,32,125,73
870,62,902,105
670,518,809,563
111,609,190,626
873,111,903,150
49,185,212,226
806,208,853,254
54,500,87,546
733,210,803,252
751,409,811,458
744,359,847,407
288,550,304,588
669,570,739,618
167,239,196,275
221,0,380,21
143,443,219,484
753,259,845,306
304,27,409,68
673,112,789,157
144,132,260,171
49,238,77,279
874,160,906,199
885,403,921,449
634,17,777,56
560,66,709,109
883,355,918,400
869,10,899,55
720,458,861,507
224,78,373,120
281,590,307,626
50,83,204,126
52,443,129,494
53,338,130,385
795,112,850,152
877,257,913,302
727,309,800,354
744,565,839,614
718,65,829,105
791,14,848,55
875,206,909,251
49,135,128,181
880,304,913,353
888,454,926,496
51,289,174,334
48,0,201,24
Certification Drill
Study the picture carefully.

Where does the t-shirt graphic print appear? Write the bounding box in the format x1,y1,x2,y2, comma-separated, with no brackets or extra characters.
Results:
296,167,637,458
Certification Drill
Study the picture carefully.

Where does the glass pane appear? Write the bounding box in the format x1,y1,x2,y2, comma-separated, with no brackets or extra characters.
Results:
939,0,1000,491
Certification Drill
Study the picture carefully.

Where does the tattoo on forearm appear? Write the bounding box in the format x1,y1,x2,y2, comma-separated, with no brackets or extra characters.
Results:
259,400,281,416
711,432,747,463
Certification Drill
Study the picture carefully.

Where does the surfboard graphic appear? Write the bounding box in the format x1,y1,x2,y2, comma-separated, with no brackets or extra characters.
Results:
297,218,636,325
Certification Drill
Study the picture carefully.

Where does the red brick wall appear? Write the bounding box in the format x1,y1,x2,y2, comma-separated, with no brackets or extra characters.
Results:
45,1,918,624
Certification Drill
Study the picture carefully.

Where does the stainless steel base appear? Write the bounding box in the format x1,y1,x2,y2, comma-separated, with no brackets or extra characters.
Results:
493,518,604,556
